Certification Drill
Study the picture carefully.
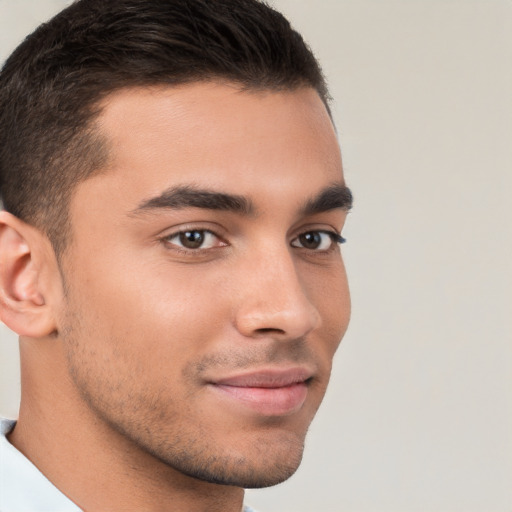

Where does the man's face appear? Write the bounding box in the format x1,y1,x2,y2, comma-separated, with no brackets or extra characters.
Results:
59,83,350,487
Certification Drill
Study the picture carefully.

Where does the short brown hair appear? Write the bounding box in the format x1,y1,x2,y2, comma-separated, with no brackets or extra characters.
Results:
0,0,330,254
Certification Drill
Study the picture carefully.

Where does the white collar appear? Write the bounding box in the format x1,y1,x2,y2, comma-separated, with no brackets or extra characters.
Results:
0,418,82,512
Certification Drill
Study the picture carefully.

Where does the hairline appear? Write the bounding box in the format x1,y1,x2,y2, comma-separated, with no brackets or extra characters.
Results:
53,78,333,261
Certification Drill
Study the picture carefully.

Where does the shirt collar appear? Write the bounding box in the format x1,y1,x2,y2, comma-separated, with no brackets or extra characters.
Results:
0,417,82,512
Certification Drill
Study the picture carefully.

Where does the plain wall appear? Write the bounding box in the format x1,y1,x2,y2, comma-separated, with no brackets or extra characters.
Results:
1,1,511,511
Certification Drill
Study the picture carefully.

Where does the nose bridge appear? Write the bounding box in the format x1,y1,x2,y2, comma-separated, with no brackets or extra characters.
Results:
234,243,321,339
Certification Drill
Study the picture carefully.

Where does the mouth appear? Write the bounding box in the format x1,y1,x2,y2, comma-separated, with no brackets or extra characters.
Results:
207,368,314,417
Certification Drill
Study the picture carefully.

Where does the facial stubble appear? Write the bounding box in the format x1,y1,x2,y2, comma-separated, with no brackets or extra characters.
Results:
60,295,322,489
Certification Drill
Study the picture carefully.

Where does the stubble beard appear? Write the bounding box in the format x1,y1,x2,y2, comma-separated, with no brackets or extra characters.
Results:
59,301,310,489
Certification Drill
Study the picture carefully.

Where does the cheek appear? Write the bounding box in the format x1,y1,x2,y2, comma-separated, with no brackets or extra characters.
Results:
59,260,230,425
303,259,350,353
63,254,231,366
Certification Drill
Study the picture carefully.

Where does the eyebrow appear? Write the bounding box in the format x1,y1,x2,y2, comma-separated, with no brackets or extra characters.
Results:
133,185,253,215
301,183,353,215
132,183,353,216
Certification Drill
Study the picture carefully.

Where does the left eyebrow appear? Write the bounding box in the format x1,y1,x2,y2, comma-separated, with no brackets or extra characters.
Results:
301,183,353,215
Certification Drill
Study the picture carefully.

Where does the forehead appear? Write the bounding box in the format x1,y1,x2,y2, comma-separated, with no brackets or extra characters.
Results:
73,82,344,221
100,82,340,178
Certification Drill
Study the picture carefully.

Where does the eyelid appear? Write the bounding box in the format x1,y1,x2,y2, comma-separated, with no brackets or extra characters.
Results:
157,220,227,240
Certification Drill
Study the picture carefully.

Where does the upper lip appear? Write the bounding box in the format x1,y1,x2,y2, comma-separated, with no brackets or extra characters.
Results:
210,367,314,388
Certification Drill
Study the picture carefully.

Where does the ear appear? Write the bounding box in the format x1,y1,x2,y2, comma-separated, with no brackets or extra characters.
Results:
0,211,59,337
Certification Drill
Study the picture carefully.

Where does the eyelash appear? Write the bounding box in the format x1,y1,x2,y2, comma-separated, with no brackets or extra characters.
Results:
161,228,346,254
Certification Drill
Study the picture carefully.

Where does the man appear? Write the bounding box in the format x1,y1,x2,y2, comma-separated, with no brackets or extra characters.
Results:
0,0,352,510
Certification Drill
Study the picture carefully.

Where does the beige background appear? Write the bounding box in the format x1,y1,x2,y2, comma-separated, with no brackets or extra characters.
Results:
1,1,511,511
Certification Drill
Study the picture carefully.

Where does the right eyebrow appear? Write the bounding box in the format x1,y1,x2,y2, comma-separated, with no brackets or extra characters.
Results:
131,185,254,216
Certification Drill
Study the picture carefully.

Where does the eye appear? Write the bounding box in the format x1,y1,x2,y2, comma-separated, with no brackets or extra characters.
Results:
291,231,345,251
164,229,225,250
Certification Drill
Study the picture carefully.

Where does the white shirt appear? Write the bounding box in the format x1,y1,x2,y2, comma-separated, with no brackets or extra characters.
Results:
0,418,258,512
0,418,82,512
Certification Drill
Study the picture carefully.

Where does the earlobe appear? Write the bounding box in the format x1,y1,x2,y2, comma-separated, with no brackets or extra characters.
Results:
0,211,57,337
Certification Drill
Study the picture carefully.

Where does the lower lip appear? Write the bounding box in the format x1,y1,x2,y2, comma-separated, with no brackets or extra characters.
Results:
210,382,308,416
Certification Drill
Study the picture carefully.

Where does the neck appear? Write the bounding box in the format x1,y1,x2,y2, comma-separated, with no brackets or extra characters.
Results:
10,337,245,512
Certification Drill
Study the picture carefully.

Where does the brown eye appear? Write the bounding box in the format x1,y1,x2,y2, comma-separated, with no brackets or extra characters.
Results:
291,231,344,251
298,232,322,249
179,230,205,249
165,229,224,250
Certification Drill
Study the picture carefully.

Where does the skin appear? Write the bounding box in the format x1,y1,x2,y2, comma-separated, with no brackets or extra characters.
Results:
0,82,350,512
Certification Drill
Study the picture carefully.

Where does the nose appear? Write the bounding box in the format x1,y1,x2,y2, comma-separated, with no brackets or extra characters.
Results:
233,248,322,340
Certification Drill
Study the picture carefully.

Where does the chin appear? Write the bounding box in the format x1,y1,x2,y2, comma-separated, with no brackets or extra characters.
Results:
147,426,307,489
176,442,305,489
